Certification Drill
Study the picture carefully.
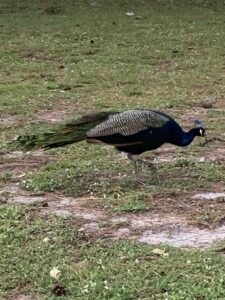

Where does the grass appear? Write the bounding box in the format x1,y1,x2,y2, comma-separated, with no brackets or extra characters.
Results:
1,205,225,300
1,0,225,298
1,1,225,119
20,145,225,199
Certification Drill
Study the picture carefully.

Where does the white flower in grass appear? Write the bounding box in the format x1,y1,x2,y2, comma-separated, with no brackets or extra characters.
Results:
104,280,109,290
43,237,50,243
83,284,89,293
50,266,61,279
125,12,135,16
186,260,191,265
151,248,168,257
90,281,97,288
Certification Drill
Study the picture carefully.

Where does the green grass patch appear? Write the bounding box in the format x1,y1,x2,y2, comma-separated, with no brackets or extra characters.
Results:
1,0,225,119
1,205,225,299
1,1,225,297
20,144,225,205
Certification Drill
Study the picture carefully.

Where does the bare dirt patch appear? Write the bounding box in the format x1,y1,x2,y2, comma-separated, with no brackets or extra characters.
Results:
213,98,225,109
10,294,43,300
2,181,225,249
192,192,225,200
52,206,225,248
0,115,19,127
35,110,67,123
21,49,48,62
0,151,57,183
138,222,225,248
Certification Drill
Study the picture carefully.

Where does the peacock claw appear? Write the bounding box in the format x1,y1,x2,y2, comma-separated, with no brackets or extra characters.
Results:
131,170,146,185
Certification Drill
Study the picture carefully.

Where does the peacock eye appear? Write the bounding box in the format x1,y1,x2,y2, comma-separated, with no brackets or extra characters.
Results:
199,129,203,136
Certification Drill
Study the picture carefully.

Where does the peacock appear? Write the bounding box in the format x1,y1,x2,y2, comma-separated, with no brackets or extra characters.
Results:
14,109,206,180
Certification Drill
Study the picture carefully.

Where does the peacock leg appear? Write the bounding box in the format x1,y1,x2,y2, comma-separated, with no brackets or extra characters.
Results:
127,153,158,183
137,157,159,182
127,153,142,182
135,157,157,174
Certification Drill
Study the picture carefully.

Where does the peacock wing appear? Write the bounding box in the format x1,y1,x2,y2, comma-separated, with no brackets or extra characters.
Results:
87,109,172,137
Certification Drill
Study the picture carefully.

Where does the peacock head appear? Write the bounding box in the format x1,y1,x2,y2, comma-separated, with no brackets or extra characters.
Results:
193,120,206,137
194,127,206,137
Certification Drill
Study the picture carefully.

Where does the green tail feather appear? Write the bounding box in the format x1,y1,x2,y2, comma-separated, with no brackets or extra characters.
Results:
12,111,116,151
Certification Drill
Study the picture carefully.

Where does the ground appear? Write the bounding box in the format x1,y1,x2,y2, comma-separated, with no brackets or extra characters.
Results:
1,0,225,299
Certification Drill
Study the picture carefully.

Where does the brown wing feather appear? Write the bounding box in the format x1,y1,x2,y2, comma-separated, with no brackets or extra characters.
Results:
87,138,143,147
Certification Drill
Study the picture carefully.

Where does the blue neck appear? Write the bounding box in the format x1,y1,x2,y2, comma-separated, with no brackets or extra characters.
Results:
162,122,199,147
180,130,195,146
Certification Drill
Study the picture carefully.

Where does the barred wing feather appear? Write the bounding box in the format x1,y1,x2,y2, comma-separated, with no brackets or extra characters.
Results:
87,110,171,137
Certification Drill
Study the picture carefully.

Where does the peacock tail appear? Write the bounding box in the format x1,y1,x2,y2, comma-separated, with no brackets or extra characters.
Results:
13,111,117,151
